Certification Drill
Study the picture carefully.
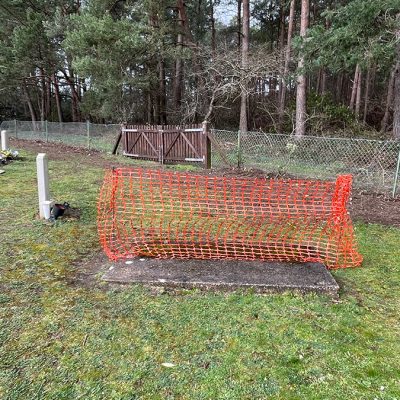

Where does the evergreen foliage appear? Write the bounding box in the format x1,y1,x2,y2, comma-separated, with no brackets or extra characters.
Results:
0,0,399,136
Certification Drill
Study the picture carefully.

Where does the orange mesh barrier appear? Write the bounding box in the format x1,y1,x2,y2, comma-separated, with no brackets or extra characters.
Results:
97,168,363,269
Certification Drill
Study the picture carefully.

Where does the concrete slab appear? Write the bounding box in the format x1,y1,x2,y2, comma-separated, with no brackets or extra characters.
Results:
102,258,339,297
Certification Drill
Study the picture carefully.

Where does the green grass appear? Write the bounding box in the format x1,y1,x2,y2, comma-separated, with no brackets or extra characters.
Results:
0,151,399,399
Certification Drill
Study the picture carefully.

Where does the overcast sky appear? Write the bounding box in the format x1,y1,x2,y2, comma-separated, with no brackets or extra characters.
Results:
214,1,238,25
214,1,256,26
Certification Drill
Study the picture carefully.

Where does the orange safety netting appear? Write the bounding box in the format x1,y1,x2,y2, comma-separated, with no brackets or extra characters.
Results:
97,168,363,269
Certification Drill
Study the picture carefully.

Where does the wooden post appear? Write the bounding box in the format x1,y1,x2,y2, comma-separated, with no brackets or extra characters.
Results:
112,130,123,155
202,121,211,169
159,129,164,165
37,153,50,219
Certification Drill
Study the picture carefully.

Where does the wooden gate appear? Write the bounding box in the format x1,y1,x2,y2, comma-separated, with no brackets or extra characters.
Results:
122,124,211,168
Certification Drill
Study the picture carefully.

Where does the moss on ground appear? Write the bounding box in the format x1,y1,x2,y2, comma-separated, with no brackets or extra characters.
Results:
0,152,399,399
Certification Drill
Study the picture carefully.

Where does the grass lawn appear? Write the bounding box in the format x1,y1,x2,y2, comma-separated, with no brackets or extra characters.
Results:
0,150,399,399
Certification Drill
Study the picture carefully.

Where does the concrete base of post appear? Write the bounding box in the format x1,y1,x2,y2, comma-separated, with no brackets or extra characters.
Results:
1,130,9,151
42,200,55,220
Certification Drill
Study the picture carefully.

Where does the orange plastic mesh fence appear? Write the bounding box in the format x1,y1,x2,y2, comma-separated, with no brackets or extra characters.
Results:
97,168,363,269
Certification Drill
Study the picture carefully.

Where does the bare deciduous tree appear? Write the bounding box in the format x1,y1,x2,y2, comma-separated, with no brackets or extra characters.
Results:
381,63,397,132
180,45,282,124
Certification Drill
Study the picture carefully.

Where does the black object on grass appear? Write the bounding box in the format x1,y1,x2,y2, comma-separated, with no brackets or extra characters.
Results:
51,202,70,220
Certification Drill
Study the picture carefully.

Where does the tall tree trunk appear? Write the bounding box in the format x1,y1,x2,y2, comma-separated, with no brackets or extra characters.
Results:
173,0,186,110
175,0,203,121
335,72,343,103
316,68,321,94
363,66,371,124
394,62,400,138
320,18,330,96
148,8,167,124
278,0,285,49
295,0,309,138
147,91,153,123
278,0,295,133
393,16,400,138
320,69,327,94
148,12,159,123
22,81,37,128
239,0,249,132
70,80,79,122
52,73,63,123
63,68,80,122
36,87,41,123
45,75,51,119
39,69,46,121
278,0,287,114
380,63,397,132
63,58,80,121
153,75,160,124
355,68,362,119
159,58,167,124
237,0,242,51
349,64,360,111
210,0,216,53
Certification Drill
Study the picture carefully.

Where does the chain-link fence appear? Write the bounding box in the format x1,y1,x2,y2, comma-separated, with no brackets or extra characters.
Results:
211,129,400,196
0,120,120,153
1,120,399,195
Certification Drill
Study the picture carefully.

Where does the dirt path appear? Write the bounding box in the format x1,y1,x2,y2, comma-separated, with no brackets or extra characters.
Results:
11,138,400,227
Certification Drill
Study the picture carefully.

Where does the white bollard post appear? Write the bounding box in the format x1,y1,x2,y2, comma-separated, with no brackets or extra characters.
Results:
1,130,9,151
37,153,50,219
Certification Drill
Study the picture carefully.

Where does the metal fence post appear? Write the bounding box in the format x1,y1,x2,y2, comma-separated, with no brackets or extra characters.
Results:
87,120,91,149
237,130,242,169
14,119,18,139
45,120,49,142
393,147,400,197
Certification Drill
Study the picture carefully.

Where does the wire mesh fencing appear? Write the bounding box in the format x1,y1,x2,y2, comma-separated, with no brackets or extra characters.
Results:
1,120,120,153
211,129,400,195
1,120,399,195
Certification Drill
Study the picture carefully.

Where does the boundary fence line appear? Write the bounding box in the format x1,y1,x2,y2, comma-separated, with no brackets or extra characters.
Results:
211,129,400,196
0,120,120,153
1,120,399,196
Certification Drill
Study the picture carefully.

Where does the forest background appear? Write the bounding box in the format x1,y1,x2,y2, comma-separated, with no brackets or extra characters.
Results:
0,0,399,138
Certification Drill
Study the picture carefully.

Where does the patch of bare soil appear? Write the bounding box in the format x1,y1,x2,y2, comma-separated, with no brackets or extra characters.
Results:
350,191,400,228
10,138,128,169
218,168,400,227
12,138,400,227
217,167,298,180
69,252,111,289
